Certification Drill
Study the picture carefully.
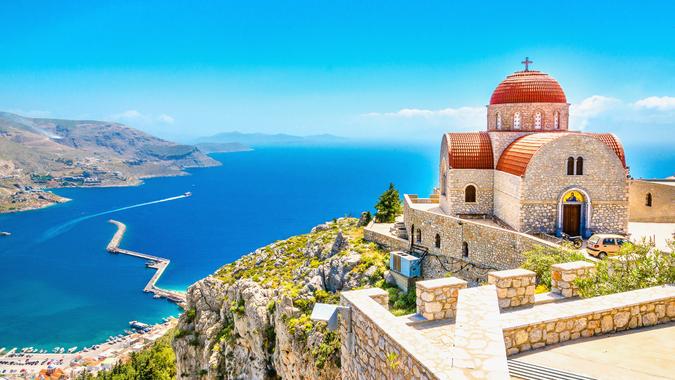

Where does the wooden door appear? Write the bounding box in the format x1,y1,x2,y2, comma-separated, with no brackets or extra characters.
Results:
562,205,581,236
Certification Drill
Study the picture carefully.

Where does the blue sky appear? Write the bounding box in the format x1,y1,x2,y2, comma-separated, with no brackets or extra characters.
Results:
0,0,674,145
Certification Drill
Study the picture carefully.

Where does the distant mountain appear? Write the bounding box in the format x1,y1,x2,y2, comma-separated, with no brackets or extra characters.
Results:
0,111,218,212
196,131,347,147
194,142,252,154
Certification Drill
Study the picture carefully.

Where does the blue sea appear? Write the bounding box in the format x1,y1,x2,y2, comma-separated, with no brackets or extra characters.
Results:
0,143,671,350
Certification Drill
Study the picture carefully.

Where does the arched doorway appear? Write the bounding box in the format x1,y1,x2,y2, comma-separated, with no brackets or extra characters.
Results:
556,189,591,238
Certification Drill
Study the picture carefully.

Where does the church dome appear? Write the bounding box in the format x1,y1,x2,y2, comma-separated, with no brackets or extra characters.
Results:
490,70,567,105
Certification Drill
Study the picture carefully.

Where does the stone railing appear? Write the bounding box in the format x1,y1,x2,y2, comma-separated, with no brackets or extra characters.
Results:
551,261,596,298
501,285,675,355
487,268,536,309
415,277,467,320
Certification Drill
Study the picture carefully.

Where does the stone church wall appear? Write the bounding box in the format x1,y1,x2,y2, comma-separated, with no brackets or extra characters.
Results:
494,170,522,230
487,102,569,131
441,169,493,216
628,180,675,222
403,196,555,270
520,134,628,234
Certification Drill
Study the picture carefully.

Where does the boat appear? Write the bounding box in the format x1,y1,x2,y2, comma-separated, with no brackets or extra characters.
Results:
183,192,192,197
0,231,10,237
67,347,77,353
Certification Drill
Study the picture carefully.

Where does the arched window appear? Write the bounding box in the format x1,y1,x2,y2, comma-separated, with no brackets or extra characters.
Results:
554,112,559,129
576,157,584,175
462,242,469,258
410,224,415,241
567,157,575,175
435,234,441,248
534,112,542,129
646,193,652,207
513,112,521,129
496,112,502,130
416,228,422,243
465,185,476,203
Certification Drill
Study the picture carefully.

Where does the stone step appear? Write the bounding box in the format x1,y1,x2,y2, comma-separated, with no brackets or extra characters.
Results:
508,359,596,380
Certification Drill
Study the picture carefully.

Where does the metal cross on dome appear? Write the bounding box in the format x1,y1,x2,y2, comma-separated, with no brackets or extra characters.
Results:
521,57,533,71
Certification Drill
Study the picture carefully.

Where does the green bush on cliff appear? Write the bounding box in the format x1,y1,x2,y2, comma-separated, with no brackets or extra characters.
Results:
520,244,587,289
374,183,402,223
575,241,675,298
77,330,176,380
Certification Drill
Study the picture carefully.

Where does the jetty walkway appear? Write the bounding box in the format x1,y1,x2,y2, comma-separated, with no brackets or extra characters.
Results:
107,220,186,307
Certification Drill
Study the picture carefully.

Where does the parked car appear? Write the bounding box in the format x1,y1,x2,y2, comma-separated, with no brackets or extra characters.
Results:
586,233,627,259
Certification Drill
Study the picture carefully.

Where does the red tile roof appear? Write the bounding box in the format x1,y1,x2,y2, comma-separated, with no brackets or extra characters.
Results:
490,70,567,105
496,132,627,176
445,132,494,169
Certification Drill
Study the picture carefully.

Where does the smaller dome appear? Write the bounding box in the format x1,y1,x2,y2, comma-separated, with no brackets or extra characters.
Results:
490,70,567,105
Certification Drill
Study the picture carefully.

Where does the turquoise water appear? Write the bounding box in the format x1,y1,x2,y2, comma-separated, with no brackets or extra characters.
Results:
0,142,670,350
0,145,436,350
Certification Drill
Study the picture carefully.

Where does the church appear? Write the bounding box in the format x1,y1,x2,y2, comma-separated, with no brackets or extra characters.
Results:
436,60,628,238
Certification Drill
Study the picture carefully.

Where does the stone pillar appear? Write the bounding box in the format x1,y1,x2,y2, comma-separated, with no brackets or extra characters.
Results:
369,292,389,309
487,268,536,309
551,261,596,298
416,277,467,320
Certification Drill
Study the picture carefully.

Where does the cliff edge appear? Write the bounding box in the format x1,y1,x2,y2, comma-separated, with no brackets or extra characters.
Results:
173,217,395,380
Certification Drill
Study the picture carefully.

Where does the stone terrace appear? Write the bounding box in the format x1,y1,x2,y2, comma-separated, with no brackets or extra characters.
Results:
339,267,675,380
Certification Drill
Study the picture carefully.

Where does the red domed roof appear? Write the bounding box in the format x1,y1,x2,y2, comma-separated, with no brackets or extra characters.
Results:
490,70,567,105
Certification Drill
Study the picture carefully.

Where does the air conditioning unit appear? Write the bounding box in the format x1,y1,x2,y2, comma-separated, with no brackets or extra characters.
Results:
390,251,421,278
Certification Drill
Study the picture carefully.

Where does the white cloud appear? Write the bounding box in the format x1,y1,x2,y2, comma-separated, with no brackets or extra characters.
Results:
633,96,675,111
569,95,621,130
364,106,485,133
109,110,175,125
157,114,175,124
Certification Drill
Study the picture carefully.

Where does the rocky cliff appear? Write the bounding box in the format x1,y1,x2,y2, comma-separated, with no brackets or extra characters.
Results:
173,217,397,380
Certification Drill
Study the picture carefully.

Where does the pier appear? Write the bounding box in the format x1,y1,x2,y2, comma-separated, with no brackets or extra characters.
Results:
107,220,186,307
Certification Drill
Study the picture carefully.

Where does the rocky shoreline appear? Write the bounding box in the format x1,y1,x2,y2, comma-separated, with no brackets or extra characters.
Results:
173,217,393,380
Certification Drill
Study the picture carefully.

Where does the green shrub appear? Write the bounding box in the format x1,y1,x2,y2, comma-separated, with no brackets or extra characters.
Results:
374,183,402,223
77,330,176,380
575,241,675,298
311,329,340,369
520,244,587,289
380,282,416,316
184,308,197,323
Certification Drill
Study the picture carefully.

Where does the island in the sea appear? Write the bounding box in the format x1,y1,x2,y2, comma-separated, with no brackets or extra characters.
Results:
0,111,232,213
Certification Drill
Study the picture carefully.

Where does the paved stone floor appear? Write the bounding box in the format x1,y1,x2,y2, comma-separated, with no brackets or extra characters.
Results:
411,318,455,347
512,323,675,379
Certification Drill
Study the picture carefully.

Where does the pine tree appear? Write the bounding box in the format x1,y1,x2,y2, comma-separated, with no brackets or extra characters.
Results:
374,183,402,223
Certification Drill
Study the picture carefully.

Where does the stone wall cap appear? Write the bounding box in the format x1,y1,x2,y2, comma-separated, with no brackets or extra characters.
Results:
488,268,536,279
551,261,595,271
417,276,467,290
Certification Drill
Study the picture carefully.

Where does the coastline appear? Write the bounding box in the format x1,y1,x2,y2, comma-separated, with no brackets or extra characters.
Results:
0,318,178,379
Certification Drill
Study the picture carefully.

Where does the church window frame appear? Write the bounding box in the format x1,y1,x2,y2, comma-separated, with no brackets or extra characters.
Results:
646,193,652,207
435,233,441,249
554,112,560,129
416,228,422,243
513,112,521,129
576,157,584,175
464,184,477,203
534,112,542,129
462,242,469,258
496,112,502,130
567,157,575,175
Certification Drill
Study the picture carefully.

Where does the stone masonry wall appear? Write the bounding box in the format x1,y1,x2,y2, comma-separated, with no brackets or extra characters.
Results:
440,169,494,216
340,289,438,380
493,170,522,230
628,180,675,222
551,261,596,298
404,196,556,270
502,287,675,355
520,134,628,235
487,102,569,131
487,268,536,309
416,277,467,320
